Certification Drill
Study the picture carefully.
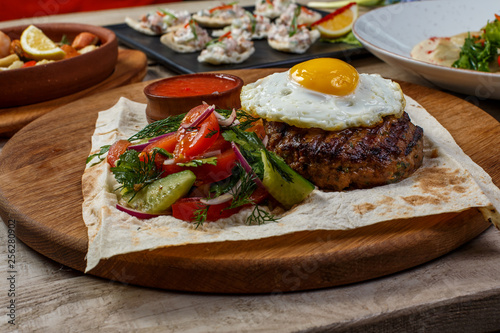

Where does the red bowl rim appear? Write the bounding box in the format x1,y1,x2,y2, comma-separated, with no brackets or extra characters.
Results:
143,73,244,101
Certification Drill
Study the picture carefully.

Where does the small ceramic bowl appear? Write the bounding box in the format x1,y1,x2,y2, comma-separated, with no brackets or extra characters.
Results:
144,73,244,123
0,23,118,108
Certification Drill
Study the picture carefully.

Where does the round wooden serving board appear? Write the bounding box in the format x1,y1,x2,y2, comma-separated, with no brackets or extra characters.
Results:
0,69,498,294
0,49,147,137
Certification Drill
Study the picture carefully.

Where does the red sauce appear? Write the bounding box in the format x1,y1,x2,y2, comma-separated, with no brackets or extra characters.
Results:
150,75,238,97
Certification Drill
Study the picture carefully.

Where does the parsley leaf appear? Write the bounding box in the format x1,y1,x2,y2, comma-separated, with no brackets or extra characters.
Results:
452,33,498,72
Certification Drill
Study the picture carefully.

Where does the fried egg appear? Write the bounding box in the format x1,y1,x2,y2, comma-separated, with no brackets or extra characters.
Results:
240,58,405,131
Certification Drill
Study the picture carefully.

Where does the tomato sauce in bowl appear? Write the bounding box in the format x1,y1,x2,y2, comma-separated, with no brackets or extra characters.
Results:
149,75,240,97
144,73,244,122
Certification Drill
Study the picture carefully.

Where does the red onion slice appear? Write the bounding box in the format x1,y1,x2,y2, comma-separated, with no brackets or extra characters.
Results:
214,109,239,127
129,142,150,151
200,149,221,158
200,193,234,205
116,204,160,219
181,104,215,129
231,142,265,189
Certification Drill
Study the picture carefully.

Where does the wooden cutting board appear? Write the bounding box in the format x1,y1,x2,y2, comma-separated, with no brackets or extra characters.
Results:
0,69,498,294
0,49,147,137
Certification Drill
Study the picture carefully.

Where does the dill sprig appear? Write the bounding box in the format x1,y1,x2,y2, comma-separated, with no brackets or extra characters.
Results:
247,205,279,225
193,205,209,229
86,144,111,166
111,149,164,198
227,164,258,209
128,113,186,142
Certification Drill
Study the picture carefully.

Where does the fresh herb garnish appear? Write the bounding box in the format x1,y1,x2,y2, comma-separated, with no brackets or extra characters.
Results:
205,128,219,138
177,157,218,167
128,113,185,142
158,8,177,19
227,164,258,209
188,19,198,40
194,164,280,226
86,144,111,165
288,5,302,37
111,149,163,198
452,33,498,72
193,204,209,229
153,147,174,159
216,108,261,131
245,11,257,34
59,34,70,45
205,31,231,47
222,127,293,182
452,18,500,72
247,205,279,225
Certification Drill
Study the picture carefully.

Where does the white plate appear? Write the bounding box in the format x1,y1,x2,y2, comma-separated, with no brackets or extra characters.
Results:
353,0,500,99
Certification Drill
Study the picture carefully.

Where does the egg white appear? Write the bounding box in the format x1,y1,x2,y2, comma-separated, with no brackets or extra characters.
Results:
240,71,405,131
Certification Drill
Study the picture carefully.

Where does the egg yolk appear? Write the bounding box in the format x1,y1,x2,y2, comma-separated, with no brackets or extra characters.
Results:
289,58,359,96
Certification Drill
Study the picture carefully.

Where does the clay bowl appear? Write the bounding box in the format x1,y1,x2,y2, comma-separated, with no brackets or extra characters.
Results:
144,73,244,123
0,23,118,108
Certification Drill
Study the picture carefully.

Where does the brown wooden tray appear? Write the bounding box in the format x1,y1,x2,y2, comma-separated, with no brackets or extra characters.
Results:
0,69,498,294
0,49,147,137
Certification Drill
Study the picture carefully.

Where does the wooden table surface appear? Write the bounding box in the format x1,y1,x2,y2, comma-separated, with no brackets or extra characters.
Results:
1,1,500,332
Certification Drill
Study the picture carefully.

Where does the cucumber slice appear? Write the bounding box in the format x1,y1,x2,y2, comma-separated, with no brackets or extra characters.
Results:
127,170,196,214
261,150,314,209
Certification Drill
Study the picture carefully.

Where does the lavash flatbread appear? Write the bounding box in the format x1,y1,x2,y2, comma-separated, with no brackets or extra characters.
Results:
82,97,500,272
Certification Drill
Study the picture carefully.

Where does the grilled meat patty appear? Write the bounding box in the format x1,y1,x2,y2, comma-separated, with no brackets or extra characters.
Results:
265,112,424,191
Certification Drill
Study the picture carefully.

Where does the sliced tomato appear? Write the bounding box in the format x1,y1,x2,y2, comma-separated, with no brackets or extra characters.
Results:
174,104,220,162
142,134,178,155
138,133,178,169
206,134,232,153
107,140,131,167
172,198,242,222
160,147,236,184
191,148,237,185
172,187,269,223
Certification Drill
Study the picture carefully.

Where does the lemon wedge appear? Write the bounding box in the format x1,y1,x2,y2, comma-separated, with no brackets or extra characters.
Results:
313,3,358,38
20,25,65,61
